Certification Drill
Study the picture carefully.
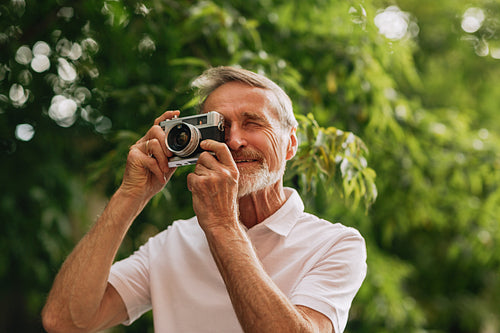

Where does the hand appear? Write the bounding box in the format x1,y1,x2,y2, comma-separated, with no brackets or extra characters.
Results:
187,140,240,231
120,110,180,201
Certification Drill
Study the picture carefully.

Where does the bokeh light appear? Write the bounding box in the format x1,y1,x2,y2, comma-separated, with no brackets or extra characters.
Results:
15,45,32,65
15,123,35,141
81,37,99,55
57,6,74,21
138,35,156,55
95,116,112,133
67,43,82,60
73,87,91,104
31,54,50,72
48,95,78,127
9,83,29,107
57,58,77,82
374,6,417,40
461,7,485,33
33,41,51,56
491,48,500,59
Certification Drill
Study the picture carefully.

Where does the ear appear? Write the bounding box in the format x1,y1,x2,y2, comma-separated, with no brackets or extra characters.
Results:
285,128,298,161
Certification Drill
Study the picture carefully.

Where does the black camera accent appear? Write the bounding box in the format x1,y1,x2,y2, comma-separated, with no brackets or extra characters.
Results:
160,111,225,167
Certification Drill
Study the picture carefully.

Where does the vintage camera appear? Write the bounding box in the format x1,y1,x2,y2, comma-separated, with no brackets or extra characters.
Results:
160,111,225,167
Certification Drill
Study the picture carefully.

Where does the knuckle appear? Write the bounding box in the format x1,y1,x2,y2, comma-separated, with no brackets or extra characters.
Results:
199,152,214,165
149,126,162,139
150,138,158,148
197,152,209,162
128,145,141,157
220,168,232,178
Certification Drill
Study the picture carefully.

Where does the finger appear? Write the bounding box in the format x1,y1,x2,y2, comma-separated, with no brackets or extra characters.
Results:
154,110,180,126
143,155,168,184
186,170,217,194
145,139,151,156
200,140,235,167
194,152,238,186
144,125,174,159
129,145,167,184
145,138,170,174
186,172,196,192
193,156,213,175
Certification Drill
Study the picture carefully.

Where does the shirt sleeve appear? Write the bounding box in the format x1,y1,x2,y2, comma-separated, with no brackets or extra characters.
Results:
290,229,367,333
108,240,153,325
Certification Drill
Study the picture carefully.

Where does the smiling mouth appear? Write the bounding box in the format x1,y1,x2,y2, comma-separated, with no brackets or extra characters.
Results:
235,159,258,163
232,150,262,164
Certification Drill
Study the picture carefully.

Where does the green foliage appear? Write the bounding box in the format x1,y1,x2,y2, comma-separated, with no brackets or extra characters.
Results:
289,113,377,210
1,0,500,332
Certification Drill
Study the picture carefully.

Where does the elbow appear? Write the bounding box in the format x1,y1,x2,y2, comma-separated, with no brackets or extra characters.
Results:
41,307,62,333
41,305,83,333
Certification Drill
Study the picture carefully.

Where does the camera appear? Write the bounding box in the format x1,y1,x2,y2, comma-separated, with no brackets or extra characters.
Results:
160,111,225,167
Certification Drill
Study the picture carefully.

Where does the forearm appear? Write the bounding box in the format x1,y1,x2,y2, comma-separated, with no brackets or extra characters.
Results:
205,225,315,333
42,188,147,331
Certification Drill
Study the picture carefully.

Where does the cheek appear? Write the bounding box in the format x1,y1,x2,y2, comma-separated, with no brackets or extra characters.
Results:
255,129,287,167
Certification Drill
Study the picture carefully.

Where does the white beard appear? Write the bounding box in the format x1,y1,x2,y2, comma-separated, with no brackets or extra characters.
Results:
237,159,285,198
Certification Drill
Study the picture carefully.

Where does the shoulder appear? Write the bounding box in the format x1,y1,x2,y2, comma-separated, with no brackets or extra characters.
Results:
292,212,367,264
283,188,364,243
296,212,365,243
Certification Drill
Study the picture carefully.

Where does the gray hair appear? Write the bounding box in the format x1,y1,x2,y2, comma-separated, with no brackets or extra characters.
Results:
192,66,298,130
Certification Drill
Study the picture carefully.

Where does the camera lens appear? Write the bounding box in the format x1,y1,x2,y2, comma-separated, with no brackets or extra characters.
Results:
171,125,190,149
166,123,200,157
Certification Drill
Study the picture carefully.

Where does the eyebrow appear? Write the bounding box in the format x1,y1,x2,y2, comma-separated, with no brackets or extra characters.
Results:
240,111,269,123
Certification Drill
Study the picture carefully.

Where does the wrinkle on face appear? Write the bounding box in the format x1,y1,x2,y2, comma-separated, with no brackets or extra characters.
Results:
202,81,295,225
203,82,289,178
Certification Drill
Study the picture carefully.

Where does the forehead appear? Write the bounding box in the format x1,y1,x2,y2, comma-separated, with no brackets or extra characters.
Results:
202,82,279,122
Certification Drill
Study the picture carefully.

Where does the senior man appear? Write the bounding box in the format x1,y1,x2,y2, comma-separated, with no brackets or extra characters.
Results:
42,66,367,333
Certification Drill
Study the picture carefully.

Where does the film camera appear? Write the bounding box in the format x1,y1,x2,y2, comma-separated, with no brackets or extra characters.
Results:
160,111,225,167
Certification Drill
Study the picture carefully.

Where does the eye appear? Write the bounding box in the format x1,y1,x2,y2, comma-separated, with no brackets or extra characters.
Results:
245,120,263,128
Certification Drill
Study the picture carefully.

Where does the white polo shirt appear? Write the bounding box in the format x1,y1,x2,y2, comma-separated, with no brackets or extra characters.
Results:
108,188,367,332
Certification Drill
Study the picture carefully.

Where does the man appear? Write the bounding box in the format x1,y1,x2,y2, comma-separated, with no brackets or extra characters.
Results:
42,66,367,333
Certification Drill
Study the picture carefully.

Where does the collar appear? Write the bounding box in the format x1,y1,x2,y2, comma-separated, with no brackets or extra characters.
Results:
248,187,304,237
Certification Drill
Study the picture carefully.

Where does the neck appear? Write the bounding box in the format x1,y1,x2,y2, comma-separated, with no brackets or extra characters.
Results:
238,182,287,229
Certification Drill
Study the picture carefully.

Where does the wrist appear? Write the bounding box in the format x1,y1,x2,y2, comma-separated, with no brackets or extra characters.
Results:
103,187,150,226
117,181,149,200
200,213,241,235
203,219,249,250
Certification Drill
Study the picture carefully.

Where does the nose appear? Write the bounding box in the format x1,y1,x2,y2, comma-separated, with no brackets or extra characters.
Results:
225,125,247,151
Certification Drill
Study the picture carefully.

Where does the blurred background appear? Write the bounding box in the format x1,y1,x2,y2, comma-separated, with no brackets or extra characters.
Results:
1,0,500,332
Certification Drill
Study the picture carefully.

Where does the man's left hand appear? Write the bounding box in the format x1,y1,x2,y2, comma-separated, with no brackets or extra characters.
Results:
187,140,240,231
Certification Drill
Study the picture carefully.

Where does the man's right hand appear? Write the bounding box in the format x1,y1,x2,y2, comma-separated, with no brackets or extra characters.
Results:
42,110,183,333
119,110,180,201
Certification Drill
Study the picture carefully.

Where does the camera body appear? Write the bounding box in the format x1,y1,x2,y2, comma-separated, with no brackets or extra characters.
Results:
160,111,225,167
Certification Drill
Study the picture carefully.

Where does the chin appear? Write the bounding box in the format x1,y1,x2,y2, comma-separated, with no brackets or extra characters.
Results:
237,166,284,198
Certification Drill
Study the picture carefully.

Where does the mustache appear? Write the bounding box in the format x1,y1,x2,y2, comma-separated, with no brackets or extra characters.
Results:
231,149,263,161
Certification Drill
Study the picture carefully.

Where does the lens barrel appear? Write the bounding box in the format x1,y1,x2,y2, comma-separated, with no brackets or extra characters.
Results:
166,123,200,157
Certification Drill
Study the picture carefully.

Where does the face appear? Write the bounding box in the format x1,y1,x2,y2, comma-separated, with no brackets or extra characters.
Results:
202,82,297,197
